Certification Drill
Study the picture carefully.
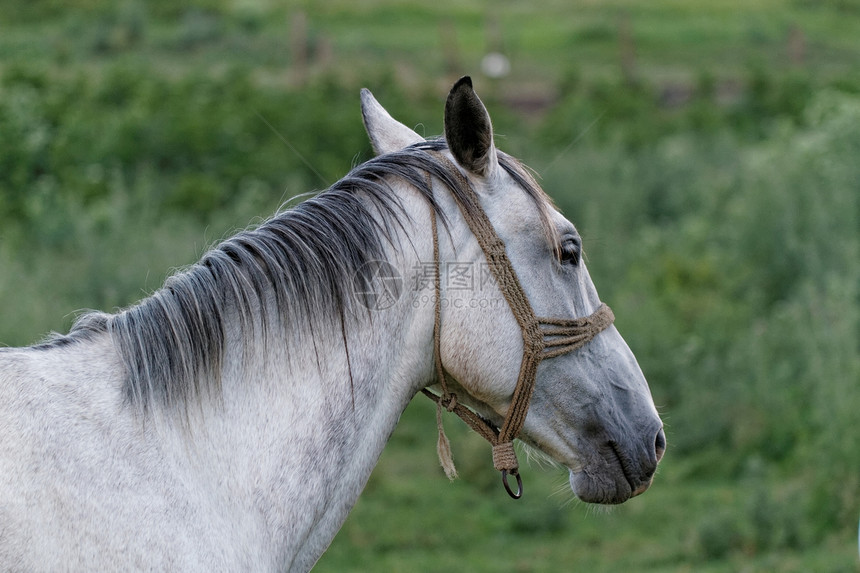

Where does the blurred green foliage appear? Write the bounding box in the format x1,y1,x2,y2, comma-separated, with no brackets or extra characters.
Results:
1,1,858,570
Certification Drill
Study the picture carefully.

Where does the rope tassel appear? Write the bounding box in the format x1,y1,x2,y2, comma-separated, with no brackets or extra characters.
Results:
435,401,458,480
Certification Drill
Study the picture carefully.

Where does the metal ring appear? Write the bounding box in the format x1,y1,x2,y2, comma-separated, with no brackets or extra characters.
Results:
501,469,523,499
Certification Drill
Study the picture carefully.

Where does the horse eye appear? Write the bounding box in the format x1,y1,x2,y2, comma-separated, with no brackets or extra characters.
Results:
559,235,581,266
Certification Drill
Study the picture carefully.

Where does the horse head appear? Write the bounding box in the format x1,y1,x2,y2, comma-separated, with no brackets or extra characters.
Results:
362,77,665,504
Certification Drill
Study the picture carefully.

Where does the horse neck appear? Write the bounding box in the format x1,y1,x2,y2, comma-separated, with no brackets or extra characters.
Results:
191,180,437,570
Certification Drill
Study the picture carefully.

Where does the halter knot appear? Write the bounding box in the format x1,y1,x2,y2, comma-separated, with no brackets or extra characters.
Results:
492,441,519,472
440,392,458,412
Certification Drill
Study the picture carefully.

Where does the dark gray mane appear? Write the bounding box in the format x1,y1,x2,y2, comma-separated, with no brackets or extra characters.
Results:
37,139,554,411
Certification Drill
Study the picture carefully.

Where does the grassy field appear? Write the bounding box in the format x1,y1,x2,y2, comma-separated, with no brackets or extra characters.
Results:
1,1,859,570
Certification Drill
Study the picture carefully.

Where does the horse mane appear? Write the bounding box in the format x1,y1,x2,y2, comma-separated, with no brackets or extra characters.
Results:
35,139,556,412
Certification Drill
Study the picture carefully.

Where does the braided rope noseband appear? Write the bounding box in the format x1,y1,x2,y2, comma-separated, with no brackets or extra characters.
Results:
420,152,615,499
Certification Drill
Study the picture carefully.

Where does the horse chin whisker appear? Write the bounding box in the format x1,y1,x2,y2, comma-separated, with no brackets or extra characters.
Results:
584,502,617,517
549,478,579,508
518,441,559,470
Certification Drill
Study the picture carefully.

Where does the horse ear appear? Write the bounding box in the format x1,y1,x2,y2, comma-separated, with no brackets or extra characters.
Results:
360,88,424,155
444,76,498,178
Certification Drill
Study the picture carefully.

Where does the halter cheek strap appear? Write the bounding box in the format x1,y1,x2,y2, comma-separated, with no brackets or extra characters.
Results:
420,152,615,499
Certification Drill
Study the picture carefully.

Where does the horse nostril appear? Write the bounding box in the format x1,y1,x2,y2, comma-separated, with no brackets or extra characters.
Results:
654,428,666,463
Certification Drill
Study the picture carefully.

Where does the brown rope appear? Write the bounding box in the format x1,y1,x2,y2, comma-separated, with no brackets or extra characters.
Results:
421,152,615,497
539,304,615,359
422,203,500,478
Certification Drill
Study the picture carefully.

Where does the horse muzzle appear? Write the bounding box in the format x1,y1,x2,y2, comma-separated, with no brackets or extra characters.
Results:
569,426,666,505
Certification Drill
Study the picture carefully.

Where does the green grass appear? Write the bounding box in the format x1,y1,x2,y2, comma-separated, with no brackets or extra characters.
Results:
3,0,860,89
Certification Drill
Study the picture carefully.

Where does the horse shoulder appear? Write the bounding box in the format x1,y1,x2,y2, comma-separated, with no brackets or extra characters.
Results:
0,344,121,563
0,342,279,570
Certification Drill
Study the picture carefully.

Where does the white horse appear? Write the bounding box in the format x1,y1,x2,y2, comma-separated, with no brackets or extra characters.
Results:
0,77,664,571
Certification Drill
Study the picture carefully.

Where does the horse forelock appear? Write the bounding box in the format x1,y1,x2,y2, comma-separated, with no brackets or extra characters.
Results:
35,139,557,414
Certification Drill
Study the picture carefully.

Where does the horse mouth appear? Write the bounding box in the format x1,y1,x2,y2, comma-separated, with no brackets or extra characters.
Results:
609,440,654,498
568,441,652,504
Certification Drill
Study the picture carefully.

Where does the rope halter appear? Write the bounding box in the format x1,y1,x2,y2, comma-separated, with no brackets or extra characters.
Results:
420,152,615,499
